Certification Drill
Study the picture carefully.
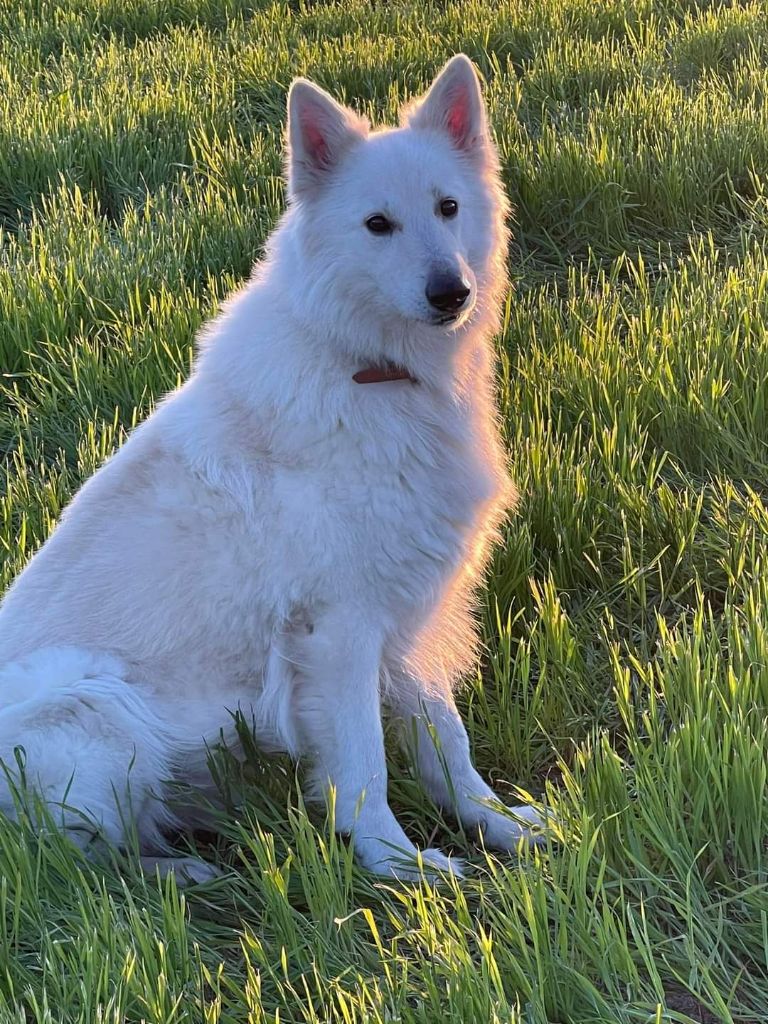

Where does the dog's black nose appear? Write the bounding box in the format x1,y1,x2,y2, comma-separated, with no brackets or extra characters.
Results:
425,273,471,313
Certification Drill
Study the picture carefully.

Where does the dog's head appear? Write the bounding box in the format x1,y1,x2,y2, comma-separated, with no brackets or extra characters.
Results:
281,56,509,360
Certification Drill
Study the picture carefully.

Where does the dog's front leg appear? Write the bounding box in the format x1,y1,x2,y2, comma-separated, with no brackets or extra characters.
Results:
388,673,545,850
291,607,461,879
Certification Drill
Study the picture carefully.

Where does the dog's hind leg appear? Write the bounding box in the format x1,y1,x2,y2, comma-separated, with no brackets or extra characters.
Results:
0,647,213,882
387,672,545,850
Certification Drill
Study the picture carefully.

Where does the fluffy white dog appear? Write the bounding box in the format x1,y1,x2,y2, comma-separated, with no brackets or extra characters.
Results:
0,55,542,880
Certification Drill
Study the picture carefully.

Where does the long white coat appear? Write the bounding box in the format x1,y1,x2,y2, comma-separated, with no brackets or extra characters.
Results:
0,55,542,878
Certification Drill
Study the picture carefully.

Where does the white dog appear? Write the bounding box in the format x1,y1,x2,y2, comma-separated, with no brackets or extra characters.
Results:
0,55,542,880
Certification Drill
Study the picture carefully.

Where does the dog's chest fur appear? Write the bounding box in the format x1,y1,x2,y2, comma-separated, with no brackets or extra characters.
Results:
268,376,510,627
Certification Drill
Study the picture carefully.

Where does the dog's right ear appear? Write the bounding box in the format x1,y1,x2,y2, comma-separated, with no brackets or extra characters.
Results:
403,55,490,161
286,79,369,200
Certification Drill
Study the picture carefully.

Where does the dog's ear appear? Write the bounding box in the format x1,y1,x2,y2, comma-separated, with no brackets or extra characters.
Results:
404,55,489,158
286,79,368,199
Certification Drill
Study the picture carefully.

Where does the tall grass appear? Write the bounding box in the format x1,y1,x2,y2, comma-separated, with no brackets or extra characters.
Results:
2,0,768,1020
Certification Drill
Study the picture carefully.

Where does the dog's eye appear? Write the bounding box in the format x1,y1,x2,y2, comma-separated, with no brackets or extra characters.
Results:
439,198,459,218
365,214,393,235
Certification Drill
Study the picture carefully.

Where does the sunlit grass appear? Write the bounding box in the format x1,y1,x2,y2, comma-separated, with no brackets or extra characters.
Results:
2,0,768,1020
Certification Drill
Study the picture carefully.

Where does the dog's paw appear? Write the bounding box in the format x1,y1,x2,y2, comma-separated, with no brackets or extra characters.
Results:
139,855,223,886
397,846,465,883
475,802,548,851
356,838,464,882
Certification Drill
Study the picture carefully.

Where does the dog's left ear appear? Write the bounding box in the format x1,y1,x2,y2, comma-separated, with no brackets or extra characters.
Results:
286,79,369,200
404,55,489,158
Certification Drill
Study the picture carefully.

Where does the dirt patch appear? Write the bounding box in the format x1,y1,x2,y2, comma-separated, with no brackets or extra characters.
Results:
664,984,724,1024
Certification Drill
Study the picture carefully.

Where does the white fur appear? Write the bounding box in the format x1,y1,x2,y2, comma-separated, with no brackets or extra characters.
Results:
0,55,543,878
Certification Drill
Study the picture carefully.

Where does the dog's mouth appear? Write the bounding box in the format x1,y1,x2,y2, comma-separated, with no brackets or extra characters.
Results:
431,305,473,328
428,293,476,328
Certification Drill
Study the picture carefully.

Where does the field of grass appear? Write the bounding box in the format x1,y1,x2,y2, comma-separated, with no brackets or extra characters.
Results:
2,0,768,1019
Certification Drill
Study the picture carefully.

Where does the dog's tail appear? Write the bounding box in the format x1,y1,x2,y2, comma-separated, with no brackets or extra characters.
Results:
0,646,178,851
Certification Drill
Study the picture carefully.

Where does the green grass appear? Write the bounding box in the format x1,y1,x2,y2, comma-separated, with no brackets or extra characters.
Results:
2,0,768,1019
